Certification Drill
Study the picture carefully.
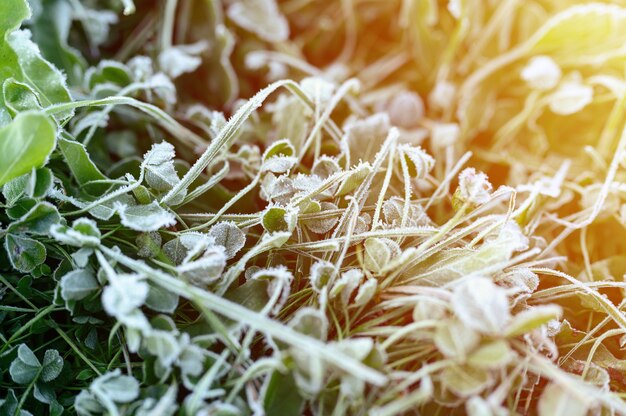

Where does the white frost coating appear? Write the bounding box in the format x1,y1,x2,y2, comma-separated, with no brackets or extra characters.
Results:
548,81,594,115
456,168,493,205
431,122,460,148
399,144,435,178
115,201,177,232
387,91,425,129
447,0,462,19
451,277,511,334
521,56,562,91
300,77,336,104
429,81,456,110
227,0,289,43
209,222,246,259
102,274,149,318
158,42,208,79
177,246,227,286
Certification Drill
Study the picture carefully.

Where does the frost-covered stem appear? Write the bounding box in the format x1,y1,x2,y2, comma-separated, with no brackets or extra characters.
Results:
371,140,396,230
161,0,178,50
99,245,387,386
44,96,205,147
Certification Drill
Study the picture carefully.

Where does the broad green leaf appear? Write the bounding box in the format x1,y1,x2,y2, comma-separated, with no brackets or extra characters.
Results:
91,370,140,404
144,142,182,192
177,246,227,286
264,372,304,416
7,29,72,116
7,201,61,235
209,222,246,259
262,206,297,233
527,4,626,64
538,383,590,416
9,344,41,384
145,282,179,314
0,389,34,416
309,261,335,291
2,173,30,207
3,78,42,115
505,305,562,338
57,135,108,195
41,349,63,382
116,201,177,232
29,0,86,84
60,269,99,301
363,238,391,274
0,112,56,187
33,383,56,405
0,0,30,111
50,218,101,248
451,277,511,335
136,232,162,259
335,163,372,197
224,279,269,312
434,319,480,361
467,340,513,370
31,168,53,199
5,233,46,273
441,364,492,398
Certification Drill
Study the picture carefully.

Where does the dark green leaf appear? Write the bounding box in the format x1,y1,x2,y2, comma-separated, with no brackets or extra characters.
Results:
0,112,57,187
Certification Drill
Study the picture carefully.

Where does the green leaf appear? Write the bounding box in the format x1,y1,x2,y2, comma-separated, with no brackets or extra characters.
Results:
505,305,562,338
224,279,269,312
116,201,177,232
0,0,30,111
7,29,72,118
5,233,46,273
263,371,304,416
60,269,99,301
335,163,372,197
41,350,63,382
467,340,513,370
538,382,590,416
29,0,86,83
144,142,182,192
57,135,108,195
50,218,101,248
2,173,30,207
261,139,297,173
9,344,41,384
3,78,42,115
0,111,57,187
33,382,56,405
209,222,246,259
145,282,179,314
7,201,61,235
136,232,162,259
91,370,140,403
363,238,391,274
31,168,53,199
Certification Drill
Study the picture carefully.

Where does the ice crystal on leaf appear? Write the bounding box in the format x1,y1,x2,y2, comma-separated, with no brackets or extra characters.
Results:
4,0,626,415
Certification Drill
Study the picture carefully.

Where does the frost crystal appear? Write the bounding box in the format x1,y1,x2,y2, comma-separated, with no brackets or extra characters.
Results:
455,168,493,207
521,56,562,90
